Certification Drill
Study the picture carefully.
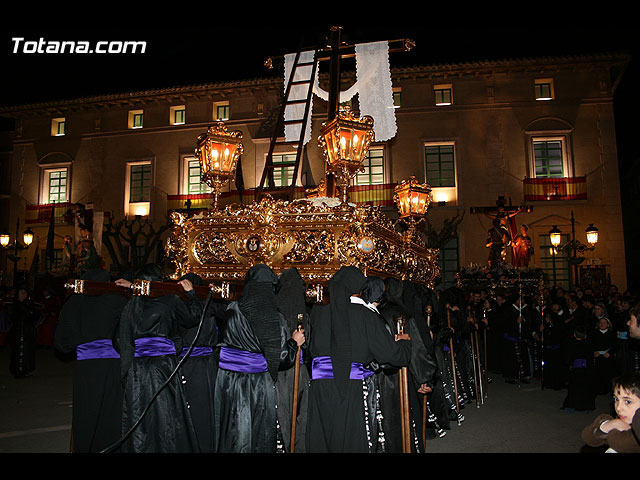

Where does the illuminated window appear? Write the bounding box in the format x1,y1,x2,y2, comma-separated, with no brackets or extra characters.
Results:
434,84,453,106
355,147,385,186
425,144,455,187
533,139,565,178
393,88,402,108
184,157,212,194
170,106,186,125
268,153,297,188
535,79,555,100
129,163,151,202
128,110,144,129
51,118,65,136
125,161,151,217
45,168,68,203
214,101,229,121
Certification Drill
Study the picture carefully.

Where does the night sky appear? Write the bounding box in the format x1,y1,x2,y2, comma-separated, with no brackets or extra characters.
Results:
1,24,638,172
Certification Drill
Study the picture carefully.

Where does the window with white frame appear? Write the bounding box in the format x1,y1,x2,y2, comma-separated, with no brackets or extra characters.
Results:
170,105,186,125
355,147,385,186
125,161,152,216
268,153,297,188
531,137,571,178
128,110,144,129
41,167,69,204
214,101,229,121
434,84,453,106
535,78,555,101
183,156,212,194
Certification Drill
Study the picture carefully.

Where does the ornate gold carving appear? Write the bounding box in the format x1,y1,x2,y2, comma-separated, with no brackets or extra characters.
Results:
167,194,440,288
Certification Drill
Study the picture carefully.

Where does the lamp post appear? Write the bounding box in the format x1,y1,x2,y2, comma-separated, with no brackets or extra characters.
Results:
0,217,34,286
195,122,244,210
548,211,598,289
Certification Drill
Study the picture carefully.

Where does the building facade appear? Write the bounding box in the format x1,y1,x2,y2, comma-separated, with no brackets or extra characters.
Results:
0,51,630,291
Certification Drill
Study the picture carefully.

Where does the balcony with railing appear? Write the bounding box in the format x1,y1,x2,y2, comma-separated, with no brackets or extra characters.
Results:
167,183,401,214
523,176,587,201
25,202,74,225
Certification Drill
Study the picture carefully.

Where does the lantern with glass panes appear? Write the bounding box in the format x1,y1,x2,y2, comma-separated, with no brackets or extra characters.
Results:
318,107,375,203
195,122,244,210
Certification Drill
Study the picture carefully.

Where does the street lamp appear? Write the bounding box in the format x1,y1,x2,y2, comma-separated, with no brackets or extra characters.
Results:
318,106,375,203
195,122,244,210
0,218,35,286
547,211,599,289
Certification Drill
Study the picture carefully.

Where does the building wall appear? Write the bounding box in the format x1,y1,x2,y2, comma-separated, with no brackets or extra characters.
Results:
0,53,629,289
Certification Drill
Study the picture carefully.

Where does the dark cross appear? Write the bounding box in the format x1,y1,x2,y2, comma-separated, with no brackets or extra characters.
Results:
266,27,415,197
185,198,192,218
470,196,532,267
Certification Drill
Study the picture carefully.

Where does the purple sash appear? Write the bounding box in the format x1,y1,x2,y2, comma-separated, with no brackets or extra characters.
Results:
504,333,520,343
134,337,176,357
77,339,119,360
218,346,268,373
311,356,374,380
179,346,214,357
572,358,588,369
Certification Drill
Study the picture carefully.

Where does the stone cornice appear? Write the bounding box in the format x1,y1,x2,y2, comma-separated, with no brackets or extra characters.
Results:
0,51,630,117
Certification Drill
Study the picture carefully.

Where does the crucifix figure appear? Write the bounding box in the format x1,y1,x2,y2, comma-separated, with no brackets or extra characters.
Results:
471,196,532,267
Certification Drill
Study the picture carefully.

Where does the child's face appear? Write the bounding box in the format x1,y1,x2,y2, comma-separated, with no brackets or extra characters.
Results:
613,386,640,425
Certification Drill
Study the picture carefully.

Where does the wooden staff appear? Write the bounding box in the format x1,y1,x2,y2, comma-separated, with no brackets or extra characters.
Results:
423,305,433,448
467,307,481,408
482,306,489,399
289,314,304,453
446,305,461,417
397,316,412,453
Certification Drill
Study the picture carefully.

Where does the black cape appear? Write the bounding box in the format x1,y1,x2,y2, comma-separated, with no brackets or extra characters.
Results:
54,269,128,453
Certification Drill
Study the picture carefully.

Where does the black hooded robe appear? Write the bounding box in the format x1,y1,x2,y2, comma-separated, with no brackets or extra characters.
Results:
306,267,412,453
178,273,229,454
53,269,128,453
378,279,438,453
274,267,311,453
118,266,201,453
214,264,299,453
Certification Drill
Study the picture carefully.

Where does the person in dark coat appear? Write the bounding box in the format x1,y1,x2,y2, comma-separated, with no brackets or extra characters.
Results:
501,293,533,385
8,286,40,379
177,273,228,453
376,279,436,452
54,268,128,453
214,264,304,453
306,267,412,453
274,267,310,453
116,264,202,453
562,325,596,412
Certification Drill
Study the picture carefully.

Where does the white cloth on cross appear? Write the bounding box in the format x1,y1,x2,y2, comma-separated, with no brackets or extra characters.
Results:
283,41,397,145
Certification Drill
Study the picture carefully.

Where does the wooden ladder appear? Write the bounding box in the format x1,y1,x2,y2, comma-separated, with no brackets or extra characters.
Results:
255,49,318,202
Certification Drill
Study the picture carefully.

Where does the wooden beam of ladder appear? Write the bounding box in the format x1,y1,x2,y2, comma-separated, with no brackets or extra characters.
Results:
256,49,318,203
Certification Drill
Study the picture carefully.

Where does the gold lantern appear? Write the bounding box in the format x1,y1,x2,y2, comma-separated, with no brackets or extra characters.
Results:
394,176,432,241
195,122,244,210
318,107,375,203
